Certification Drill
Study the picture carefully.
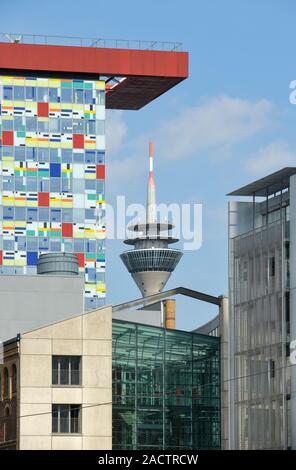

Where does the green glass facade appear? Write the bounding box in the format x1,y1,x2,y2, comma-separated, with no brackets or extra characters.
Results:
112,320,221,450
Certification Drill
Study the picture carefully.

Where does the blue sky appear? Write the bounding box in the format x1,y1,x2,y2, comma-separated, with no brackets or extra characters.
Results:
2,0,296,329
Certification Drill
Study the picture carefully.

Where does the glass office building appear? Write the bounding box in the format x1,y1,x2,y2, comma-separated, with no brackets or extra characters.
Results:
0,75,106,309
112,320,221,450
228,168,296,449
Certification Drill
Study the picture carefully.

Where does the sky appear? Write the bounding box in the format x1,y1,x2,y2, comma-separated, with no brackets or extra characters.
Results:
2,0,296,330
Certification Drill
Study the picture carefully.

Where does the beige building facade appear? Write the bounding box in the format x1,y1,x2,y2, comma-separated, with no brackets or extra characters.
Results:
0,306,112,450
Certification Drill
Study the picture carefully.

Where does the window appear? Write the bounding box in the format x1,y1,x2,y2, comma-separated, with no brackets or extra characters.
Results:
61,88,72,102
49,88,58,102
2,120,13,131
3,368,9,399
52,404,81,434
3,86,13,100
11,364,17,395
270,256,276,277
52,356,81,386
26,117,37,132
74,89,83,104
25,86,36,101
37,87,48,102
73,120,84,134
14,86,25,100
49,118,60,133
86,120,95,134
60,119,72,134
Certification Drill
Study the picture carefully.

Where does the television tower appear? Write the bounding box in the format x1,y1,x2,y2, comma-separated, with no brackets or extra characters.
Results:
120,142,183,297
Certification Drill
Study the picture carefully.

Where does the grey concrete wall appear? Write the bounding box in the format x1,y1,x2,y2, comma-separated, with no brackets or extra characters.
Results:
112,308,162,327
0,275,84,342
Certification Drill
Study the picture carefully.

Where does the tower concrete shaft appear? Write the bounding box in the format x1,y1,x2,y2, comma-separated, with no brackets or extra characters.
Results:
120,143,182,297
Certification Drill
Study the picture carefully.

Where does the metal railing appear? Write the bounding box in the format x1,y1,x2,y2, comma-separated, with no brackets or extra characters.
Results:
0,33,182,51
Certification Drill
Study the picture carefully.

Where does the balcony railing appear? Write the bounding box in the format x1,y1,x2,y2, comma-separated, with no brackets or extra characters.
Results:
0,33,183,52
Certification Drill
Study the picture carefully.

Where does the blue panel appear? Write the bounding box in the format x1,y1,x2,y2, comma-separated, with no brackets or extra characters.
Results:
50,163,61,177
27,251,38,266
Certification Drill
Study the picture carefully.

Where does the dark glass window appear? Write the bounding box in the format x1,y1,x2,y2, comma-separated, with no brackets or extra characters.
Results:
3,368,9,398
52,404,81,433
11,364,17,395
52,356,81,386
3,86,13,100
25,86,36,100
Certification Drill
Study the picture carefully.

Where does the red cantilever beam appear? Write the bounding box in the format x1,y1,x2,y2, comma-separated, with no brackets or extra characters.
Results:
0,42,188,110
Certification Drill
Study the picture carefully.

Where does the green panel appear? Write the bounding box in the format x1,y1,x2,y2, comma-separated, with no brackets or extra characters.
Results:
61,81,72,88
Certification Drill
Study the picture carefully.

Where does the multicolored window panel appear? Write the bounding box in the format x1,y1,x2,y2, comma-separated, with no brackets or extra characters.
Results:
0,76,106,310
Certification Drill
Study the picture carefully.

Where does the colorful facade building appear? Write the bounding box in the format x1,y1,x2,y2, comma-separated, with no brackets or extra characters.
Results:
0,75,106,309
0,35,188,310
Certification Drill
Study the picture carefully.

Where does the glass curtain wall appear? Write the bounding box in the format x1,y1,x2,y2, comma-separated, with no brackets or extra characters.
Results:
231,212,290,449
112,320,220,450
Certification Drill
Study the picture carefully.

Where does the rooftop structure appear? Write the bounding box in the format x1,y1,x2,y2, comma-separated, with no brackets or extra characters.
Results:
0,33,188,110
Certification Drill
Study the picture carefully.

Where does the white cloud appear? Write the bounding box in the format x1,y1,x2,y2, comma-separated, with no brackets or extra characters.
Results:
105,110,127,154
105,96,276,195
154,96,274,160
245,140,296,175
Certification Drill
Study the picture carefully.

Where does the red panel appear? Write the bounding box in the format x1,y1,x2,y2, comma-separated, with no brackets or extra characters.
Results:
0,43,188,110
0,250,2,265
38,102,49,117
2,130,13,145
96,164,105,180
73,134,84,149
62,223,73,237
0,43,188,77
76,252,85,268
38,192,50,207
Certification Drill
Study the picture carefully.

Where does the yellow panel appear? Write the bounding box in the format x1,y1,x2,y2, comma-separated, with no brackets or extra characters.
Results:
25,78,37,85
95,81,105,90
13,77,25,86
37,78,49,87
2,77,13,85
26,200,38,207
84,143,96,150
13,100,26,108
61,141,72,149
49,141,60,148
3,259,14,266
49,79,60,87
15,259,26,267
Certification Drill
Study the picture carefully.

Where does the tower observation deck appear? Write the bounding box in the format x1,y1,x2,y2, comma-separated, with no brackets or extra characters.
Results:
121,143,183,297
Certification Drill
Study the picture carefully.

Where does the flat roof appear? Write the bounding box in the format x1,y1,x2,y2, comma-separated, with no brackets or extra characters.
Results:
0,38,188,110
227,167,296,197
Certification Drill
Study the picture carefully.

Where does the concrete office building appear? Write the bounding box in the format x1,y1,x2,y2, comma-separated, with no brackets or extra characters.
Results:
227,167,296,450
0,306,112,450
0,281,225,450
0,273,84,342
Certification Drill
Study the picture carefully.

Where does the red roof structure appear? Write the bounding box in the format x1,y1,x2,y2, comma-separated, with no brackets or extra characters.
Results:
0,35,188,110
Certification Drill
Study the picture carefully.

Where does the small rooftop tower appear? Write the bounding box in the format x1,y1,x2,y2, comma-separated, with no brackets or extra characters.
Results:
120,142,183,297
